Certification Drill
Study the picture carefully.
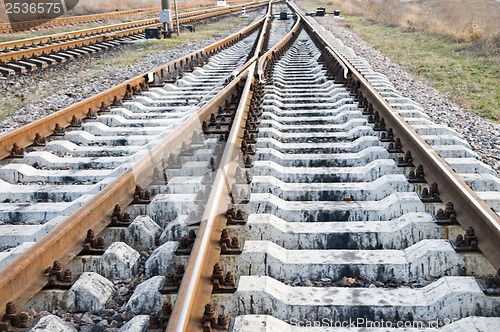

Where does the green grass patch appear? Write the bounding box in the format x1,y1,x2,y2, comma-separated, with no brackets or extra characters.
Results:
0,98,23,121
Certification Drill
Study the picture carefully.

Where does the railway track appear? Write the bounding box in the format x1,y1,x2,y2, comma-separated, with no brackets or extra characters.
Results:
0,1,252,33
0,7,160,34
0,1,268,77
0,1,498,331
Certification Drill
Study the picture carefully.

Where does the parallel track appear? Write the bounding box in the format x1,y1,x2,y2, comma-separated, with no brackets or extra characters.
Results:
0,1,268,76
0,1,498,331
0,7,160,34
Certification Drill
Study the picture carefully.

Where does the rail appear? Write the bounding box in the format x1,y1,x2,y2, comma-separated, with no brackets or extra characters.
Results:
164,2,297,331
3,1,495,329
0,7,159,34
168,1,500,330
0,4,269,160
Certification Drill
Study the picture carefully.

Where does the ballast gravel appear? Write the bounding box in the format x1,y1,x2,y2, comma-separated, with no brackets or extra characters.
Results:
310,14,500,176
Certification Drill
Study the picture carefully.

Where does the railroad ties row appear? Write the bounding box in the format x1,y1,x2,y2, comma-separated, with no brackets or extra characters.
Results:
0,28,259,264
261,2,296,54
202,28,499,331
0,26,262,330
21,87,246,331
0,36,146,76
0,23,150,76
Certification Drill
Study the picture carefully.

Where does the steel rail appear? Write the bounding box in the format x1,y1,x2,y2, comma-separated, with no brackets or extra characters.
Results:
256,9,300,80
168,63,255,332
0,2,250,33
0,12,266,317
165,3,297,331
0,18,158,51
0,22,153,63
289,1,500,268
0,2,265,51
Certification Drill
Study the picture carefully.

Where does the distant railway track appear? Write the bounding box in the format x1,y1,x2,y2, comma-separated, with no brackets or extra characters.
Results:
0,1,250,33
0,1,498,331
0,1,268,76
0,7,160,34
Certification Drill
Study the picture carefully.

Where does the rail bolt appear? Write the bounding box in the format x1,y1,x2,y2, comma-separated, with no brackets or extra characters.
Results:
9,143,24,158
69,115,82,127
220,229,231,245
217,314,229,329
17,312,30,328
165,273,175,287
178,237,188,249
225,272,236,286
188,229,196,246
202,303,216,327
53,123,65,136
33,133,47,146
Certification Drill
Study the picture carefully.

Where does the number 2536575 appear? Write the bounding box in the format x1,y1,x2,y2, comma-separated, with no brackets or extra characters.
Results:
5,2,62,15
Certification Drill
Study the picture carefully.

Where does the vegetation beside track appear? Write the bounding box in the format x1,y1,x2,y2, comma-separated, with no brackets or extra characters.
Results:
300,0,500,121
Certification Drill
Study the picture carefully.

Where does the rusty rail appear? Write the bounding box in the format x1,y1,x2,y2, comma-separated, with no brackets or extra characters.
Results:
168,63,255,332
165,2,273,331
166,2,500,330
290,1,500,268
256,12,300,79
0,1,267,63
0,7,159,34
5,2,495,330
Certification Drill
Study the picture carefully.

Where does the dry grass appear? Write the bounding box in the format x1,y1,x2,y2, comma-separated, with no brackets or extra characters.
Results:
322,0,500,56
301,0,500,120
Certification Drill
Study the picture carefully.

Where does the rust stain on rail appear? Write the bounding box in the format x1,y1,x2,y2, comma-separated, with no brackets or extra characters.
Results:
166,3,278,331
0,1,250,33
166,62,255,332
0,8,159,34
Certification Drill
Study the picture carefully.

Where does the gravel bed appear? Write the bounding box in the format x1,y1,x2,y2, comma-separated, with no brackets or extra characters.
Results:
0,10,263,135
28,247,154,331
310,14,500,176
280,274,438,288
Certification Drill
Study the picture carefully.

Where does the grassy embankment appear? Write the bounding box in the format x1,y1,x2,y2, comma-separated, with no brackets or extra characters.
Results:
302,0,500,121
